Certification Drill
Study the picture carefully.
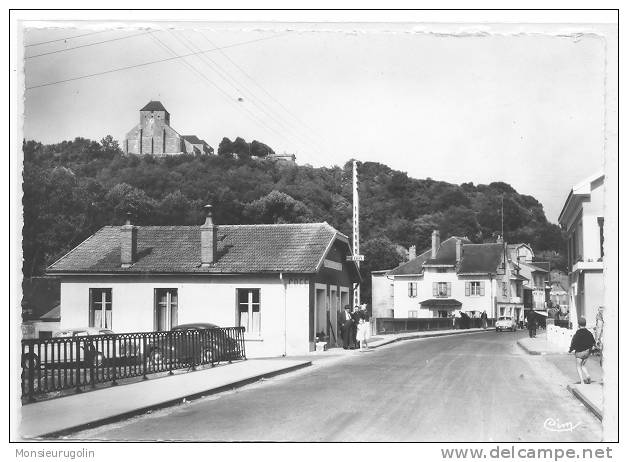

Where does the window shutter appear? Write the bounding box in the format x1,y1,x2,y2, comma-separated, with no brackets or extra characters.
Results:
465,282,470,296
447,283,451,297
408,283,412,297
433,282,438,297
480,282,485,296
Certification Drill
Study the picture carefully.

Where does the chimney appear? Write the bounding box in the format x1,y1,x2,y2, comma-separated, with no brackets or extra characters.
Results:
431,230,440,259
456,239,463,263
408,245,416,261
201,205,217,266
121,213,137,268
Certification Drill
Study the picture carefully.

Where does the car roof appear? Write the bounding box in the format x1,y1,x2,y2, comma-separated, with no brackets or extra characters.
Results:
172,322,220,330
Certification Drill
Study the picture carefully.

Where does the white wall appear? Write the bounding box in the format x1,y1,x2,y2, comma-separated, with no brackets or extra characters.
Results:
371,273,394,317
60,274,311,358
393,269,494,318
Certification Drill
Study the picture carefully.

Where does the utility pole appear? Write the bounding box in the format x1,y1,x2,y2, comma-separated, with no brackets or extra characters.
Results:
352,160,360,306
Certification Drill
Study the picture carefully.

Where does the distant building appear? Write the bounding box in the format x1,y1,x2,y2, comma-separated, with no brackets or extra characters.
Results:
376,231,524,321
124,101,213,156
558,171,605,327
371,270,394,318
267,151,296,163
21,277,61,339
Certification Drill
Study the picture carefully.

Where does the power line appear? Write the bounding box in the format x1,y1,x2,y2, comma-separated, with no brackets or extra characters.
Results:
169,31,310,151
25,34,284,91
26,31,152,59
148,33,293,147
25,30,107,47
190,30,330,155
199,30,325,141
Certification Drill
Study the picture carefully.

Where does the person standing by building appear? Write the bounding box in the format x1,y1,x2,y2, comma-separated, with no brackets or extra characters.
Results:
526,310,536,338
340,305,354,350
569,317,596,384
356,305,370,351
481,311,488,330
351,305,361,349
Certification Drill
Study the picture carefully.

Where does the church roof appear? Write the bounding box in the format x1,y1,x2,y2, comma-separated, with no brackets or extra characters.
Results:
140,101,168,112
181,135,208,145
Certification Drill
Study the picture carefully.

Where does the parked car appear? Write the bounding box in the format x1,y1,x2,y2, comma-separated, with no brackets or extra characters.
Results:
495,316,517,332
21,327,116,369
145,323,241,368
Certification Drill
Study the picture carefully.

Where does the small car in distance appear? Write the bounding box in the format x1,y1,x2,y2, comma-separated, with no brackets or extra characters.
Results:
495,316,517,332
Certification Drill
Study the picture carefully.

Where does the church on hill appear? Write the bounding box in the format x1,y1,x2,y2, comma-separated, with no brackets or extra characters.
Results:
124,101,213,156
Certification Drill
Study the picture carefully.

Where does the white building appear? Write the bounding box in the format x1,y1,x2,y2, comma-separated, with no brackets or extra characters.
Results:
47,209,360,358
557,171,605,327
381,231,517,320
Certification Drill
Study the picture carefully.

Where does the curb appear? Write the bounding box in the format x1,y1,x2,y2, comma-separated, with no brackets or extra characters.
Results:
370,329,487,349
35,360,312,439
567,384,603,421
517,339,544,355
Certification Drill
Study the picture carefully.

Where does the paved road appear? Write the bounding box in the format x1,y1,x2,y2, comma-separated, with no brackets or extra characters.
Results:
69,330,602,442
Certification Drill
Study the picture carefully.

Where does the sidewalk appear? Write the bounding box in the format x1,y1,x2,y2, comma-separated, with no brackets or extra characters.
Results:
308,326,488,357
19,358,311,439
517,332,603,421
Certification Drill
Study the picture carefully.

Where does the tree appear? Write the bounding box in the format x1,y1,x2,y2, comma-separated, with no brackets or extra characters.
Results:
105,183,157,224
243,190,313,224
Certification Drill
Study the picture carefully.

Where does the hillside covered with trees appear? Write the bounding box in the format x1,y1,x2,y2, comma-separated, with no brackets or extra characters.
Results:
22,136,566,303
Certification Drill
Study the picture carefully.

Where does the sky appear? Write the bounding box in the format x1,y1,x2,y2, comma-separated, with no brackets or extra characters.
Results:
21,22,607,223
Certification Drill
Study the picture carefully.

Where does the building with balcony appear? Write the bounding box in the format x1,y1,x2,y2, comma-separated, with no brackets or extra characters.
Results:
558,171,605,327
379,231,521,321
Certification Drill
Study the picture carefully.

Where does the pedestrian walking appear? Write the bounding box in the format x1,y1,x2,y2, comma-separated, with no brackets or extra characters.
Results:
526,310,536,338
356,305,370,351
481,311,488,330
340,305,354,350
568,317,596,384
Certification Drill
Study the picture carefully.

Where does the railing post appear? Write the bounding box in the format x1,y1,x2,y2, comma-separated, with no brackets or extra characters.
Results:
89,340,96,389
75,338,82,393
111,336,118,386
26,343,35,403
168,332,174,376
142,335,148,380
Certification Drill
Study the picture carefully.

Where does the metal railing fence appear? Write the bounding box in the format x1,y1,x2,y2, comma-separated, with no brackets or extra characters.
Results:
21,327,245,402
373,317,496,334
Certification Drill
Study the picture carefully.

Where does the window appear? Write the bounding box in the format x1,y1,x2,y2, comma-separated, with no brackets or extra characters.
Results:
89,288,112,329
154,289,178,331
408,310,418,318
436,268,448,273
466,281,485,296
433,282,451,298
238,289,260,336
502,282,508,297
408,282,417,298
438,310,449,318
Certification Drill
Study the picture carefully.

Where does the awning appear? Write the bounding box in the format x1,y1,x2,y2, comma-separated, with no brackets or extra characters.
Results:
419,299,462,308
534,310,548,317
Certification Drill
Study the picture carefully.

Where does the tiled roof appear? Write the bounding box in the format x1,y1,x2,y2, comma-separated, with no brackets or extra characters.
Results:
40,304,61,322
47,223,351,275
181,135,208,145
388,247,432,276
424,237,470,265
388,237,466,276
457,243,504,274
140,101,168,112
